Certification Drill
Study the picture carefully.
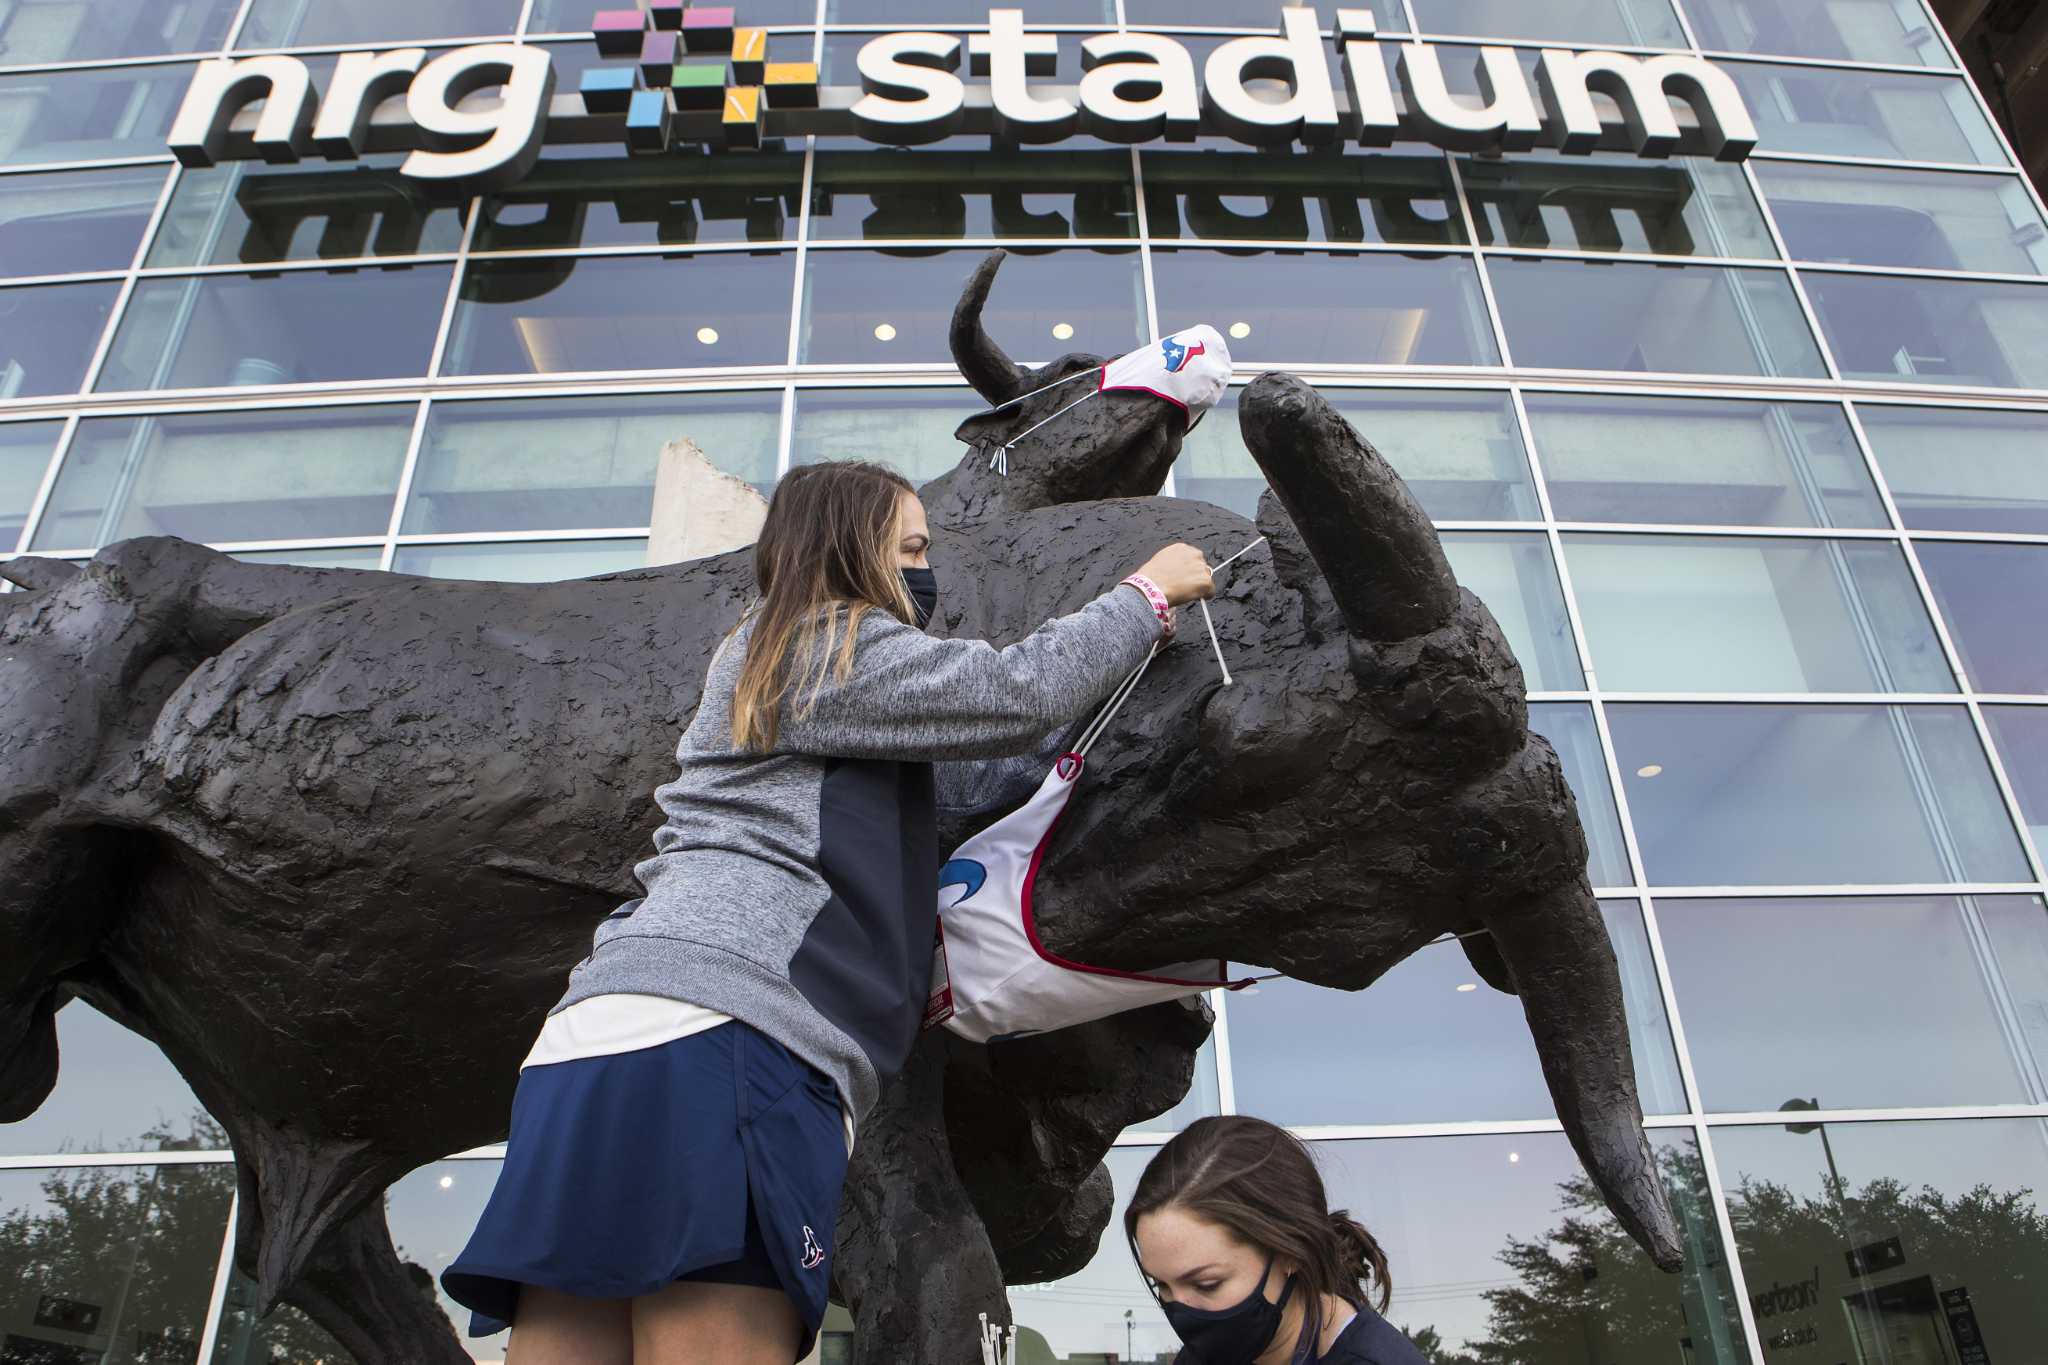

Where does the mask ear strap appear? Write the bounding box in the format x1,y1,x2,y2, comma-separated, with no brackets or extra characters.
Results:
1072,644,1156,761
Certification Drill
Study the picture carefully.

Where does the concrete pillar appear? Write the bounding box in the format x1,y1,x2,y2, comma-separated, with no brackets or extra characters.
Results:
645,438,769,566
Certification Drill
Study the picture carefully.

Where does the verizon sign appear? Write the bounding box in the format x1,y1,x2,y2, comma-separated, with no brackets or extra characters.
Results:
168,6,1757,191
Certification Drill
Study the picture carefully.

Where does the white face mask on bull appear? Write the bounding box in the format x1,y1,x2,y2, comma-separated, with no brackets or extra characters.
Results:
978,325,1233,476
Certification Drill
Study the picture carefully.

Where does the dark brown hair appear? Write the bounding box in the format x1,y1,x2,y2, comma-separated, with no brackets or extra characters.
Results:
1125,1115,1392,1315
728,460,920,751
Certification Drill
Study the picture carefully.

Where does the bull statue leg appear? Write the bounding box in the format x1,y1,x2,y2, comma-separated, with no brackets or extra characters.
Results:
280,1201,473,1365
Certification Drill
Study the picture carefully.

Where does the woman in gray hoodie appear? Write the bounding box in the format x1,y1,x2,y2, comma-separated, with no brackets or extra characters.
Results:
445,459,1215,1364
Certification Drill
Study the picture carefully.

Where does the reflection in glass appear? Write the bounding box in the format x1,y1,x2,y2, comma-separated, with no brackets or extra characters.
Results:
1712,1118,2048,1365
97,266,452,392
0,62,191,168
392,538,649,581
801,249,1143,365
1984,706,2048,860
828,0,1112,20
1411,0,1685,44
1462,151,1774,259
1,421,62,549
529,0,815,29
477,152,806,250
0,280,118,398
1683,0,1954,68
1804,271,2048,391
1607,703,2031,886
811,150,1135,241
1440,532,1583,691
1860,405,2048,534
1719,63,2008,164
0,0,239,63
385,1160,505,1352
1228,902,1682,1124
1562,534,1952,693
234,546,386,570
1176,387,1540,522
1153,250,1498,367
1125,1034,1222,1135
34,406,414,550
1916,542,2048,694
1142,151,1461,246
151,157,469,268
406,392,782,535
790,387,980,484
1489,258,1824,379
1656,895,2048,1111
211,1268,351,1364
446,253,795,376
1,1162,233,1365
238,0,520,48
0,1001,213,1156
1527,393,1885,529
0,167,166,278
1124,0,1404,25
1530,702,1633,888
1754,163,2048,276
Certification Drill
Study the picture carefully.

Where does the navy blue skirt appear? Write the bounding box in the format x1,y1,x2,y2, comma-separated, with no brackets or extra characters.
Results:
441,1020,848,1357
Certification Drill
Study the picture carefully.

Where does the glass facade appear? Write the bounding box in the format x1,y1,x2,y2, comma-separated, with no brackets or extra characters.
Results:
5,3,2047,1365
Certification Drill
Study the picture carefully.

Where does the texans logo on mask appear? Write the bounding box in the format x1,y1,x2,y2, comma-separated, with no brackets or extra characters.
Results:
1160,335,1206,373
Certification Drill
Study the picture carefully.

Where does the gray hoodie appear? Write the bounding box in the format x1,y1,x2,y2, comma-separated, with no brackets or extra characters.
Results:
553,583,1164,1123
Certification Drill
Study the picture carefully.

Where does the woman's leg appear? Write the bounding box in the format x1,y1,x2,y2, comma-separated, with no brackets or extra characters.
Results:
631,1282,803,1365
505,1286,634,1365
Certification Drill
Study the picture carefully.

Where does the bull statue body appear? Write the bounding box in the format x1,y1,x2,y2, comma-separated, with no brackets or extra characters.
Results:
0,251,1679,1363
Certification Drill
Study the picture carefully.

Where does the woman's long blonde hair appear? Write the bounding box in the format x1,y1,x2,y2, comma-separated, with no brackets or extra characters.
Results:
729,460,922,752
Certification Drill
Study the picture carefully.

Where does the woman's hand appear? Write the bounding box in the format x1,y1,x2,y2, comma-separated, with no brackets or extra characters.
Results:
1133,543,1216,607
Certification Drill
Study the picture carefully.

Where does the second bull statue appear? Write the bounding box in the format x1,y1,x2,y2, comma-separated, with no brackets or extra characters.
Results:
0,250,1680,1363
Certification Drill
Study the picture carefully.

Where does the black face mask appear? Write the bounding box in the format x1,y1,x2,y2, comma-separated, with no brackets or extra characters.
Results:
1161,1256,1295,1365
901,566,938,629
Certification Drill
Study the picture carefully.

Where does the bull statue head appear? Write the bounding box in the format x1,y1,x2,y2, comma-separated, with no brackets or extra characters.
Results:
0,249,1677,1364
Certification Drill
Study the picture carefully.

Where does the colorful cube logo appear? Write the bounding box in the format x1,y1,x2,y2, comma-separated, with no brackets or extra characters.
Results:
574,2,817,153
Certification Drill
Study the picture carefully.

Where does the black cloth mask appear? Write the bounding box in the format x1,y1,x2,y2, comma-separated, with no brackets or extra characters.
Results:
1161,1255,1295,1364
901,566,938,629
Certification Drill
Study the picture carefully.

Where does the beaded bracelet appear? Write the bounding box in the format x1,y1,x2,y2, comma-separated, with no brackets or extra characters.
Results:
1119,572,1176,639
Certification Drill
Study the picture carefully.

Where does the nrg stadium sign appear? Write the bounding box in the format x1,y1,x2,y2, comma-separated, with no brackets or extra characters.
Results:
167,6,1758,192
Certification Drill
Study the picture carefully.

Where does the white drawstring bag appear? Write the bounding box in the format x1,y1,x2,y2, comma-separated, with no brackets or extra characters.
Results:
925,646,1258,1044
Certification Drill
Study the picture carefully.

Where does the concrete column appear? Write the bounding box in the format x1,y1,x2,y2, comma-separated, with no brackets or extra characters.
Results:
644,438,769,566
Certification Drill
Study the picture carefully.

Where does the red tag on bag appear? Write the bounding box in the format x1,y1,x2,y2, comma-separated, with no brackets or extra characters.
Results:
922,921,955,1030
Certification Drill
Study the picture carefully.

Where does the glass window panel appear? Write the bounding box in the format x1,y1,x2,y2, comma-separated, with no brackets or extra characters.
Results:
1440,531,1583,690
1755,163,2048,276
384,1159,505,1355
1123,0,1405,25
826,0,1111,19
1656,894,2048,1111
34,406,414,550
1490,258,1825,379
0,0,240,63
790,386,981,485
238,0,521,48
1124,1034,1222,1136
800,248,1143,365
1462,150,1775,259
0,167,166,278
151,155,470,268
1607,702,2032,886
1860,405,2048,534
0,280,118,398
406,391,781,535
1805,270,2048,391
1528,393,1886,529
1711,1117,2048,1365
1532,701,1634,888
1720,63,2007,164
1683,0,1954,68
210,1268,351,1364
391,538,649,580
0,1001,213,1156
1563,533,1953,694
1411,0,1685,44
0,62,191,168
475,151,806,250
1,420,62,548
1142,150,1462,247
1984,705,2048,861
1228,901,1682,1124
445,252,793,376
1153,249,1499,367
97,266,451,393
0,1162,234,1365
529,0,817,30
810,149,1136,242
1176,386,1540,522
233,546,386,569
1916,541,2048,694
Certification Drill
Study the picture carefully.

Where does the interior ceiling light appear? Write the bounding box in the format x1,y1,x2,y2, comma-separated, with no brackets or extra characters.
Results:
1636,764,1664,778
695,326,719,344
874,322,897,341
1229,321,1252,339
1455,982,1478,993
1051,321,1074,340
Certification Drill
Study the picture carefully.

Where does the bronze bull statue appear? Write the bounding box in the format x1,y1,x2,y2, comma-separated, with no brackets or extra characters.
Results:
0,250,1678,1363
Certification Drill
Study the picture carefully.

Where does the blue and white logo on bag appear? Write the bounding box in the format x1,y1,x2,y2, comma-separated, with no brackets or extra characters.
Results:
938,858,987,908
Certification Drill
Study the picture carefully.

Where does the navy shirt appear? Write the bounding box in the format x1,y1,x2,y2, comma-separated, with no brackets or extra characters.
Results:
1318,1307,1429,1364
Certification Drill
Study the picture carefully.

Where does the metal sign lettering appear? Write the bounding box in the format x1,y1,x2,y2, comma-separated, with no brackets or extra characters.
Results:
168,6,1758,191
